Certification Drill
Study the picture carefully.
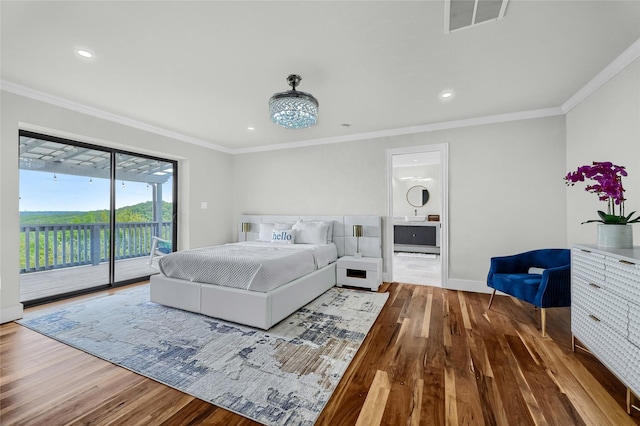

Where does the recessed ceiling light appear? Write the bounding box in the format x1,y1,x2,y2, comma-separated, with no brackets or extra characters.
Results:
247,127,255,131
439,90,455,100
76,49,93,58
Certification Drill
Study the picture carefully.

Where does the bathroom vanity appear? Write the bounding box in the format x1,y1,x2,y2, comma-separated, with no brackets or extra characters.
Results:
393,219,440,254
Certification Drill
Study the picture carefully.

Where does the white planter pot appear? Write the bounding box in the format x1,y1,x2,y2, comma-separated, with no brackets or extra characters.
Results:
597,224,633,249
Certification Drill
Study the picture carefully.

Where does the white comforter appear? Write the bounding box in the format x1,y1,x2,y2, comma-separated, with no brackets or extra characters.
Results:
158,241,338,292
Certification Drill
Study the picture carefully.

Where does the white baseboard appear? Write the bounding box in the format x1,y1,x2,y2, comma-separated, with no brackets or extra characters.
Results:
444,278,494,294
383,276,504,296
1,303,24,324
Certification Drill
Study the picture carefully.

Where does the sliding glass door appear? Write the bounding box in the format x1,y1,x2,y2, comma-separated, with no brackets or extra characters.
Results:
18,131,177,305
114,153,175,282
19,136,112,301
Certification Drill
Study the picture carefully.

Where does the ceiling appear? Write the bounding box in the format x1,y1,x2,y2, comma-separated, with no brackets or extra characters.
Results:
2,1,639,153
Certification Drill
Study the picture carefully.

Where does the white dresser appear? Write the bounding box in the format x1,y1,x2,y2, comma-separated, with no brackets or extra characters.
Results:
572,244,640,414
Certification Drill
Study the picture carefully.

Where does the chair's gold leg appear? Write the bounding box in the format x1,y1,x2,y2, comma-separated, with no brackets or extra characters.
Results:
487,289,496,310
541,308,547,337
628,388,632,415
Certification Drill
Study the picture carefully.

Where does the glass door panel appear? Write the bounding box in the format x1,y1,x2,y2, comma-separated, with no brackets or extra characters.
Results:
19,135,111,302
114,153,175,282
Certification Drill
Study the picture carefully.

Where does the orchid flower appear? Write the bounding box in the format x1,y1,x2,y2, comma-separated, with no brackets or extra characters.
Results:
564,162,639,225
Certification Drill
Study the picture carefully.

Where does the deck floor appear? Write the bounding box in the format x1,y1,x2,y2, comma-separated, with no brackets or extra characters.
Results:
20,257,158,302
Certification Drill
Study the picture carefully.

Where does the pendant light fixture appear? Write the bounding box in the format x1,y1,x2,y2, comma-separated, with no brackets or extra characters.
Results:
269,74,319,129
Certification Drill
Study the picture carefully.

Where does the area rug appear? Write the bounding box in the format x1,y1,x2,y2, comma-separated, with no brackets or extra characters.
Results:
18,284,388,426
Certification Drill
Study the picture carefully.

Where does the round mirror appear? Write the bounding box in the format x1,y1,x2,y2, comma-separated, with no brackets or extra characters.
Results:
406,185,429,207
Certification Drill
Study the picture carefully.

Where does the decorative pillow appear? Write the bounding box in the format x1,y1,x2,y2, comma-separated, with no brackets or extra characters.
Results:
258,222,292,241
293,220,330,244
271,229,296,244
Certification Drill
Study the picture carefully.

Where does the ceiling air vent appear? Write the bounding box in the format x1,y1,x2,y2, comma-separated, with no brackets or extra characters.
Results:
445,0,509,33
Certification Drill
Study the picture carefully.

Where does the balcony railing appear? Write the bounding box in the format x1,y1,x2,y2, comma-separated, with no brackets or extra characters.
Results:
20,221,172,273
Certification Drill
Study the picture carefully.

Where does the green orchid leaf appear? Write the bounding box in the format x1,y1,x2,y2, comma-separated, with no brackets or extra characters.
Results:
608,216,626,224
583,210,634,225
626,211,640,223
581,219,605,224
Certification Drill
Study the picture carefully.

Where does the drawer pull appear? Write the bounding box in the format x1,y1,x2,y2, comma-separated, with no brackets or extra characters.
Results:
589,314,601,322
580,249,592,253
619,259,636,266
588,283,601,289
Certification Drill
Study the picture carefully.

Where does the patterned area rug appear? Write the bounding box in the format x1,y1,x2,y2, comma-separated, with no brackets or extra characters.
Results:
18,284,388,426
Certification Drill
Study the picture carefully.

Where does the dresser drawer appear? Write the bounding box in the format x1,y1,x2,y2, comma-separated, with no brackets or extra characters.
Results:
605,256,640,305
572,248,606,283
572,305,640,396
572,275,628,337
629,303,640,349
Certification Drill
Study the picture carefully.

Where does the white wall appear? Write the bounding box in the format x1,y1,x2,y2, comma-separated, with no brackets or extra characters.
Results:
1,91,234,323
233,115,568,290
566,58,640,245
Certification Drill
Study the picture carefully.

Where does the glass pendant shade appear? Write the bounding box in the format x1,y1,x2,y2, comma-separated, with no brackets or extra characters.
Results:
269,74,319,129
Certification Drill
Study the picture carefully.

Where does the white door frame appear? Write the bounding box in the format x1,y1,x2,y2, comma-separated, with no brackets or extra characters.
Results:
385,143,449,287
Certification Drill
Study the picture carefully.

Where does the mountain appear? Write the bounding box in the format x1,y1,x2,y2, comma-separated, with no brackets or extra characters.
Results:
20,201,173,225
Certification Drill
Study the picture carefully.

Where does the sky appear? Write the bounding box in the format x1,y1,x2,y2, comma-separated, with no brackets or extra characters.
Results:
19,170,173,212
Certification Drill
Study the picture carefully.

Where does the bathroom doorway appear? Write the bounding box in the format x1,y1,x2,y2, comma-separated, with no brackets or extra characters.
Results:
386,144,448,287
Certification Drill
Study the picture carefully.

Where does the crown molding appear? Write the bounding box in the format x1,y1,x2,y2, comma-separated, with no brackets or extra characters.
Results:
562,38,640,114
232,107,564,154
0,80,234,154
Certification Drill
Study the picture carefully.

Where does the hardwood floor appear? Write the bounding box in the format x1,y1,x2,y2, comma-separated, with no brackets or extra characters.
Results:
1,281,638,425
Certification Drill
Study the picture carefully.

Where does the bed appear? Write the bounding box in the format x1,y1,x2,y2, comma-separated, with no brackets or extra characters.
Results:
150,215,382,329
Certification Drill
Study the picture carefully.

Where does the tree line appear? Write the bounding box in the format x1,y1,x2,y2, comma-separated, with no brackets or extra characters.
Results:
20,201,173,225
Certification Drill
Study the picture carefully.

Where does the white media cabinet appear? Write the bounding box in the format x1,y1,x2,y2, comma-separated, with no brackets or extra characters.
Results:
571,244,640,414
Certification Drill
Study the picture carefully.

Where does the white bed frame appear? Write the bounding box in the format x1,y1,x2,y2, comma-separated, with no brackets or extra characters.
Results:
150,215,382,329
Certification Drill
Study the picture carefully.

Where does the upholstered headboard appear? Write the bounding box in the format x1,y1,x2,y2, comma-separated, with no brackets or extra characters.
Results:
237,215,382,258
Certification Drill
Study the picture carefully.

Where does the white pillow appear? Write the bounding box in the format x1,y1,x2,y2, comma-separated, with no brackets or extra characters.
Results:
320,221,334,242
271,229,296,244
258,222,292,241
293,220,330,244
314,220,333,243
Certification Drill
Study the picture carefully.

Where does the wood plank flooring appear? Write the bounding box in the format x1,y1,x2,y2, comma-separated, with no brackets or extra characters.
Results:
1,281,638,425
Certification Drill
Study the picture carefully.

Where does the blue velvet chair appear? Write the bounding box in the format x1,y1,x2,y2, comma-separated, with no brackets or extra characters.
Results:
487,249,571,336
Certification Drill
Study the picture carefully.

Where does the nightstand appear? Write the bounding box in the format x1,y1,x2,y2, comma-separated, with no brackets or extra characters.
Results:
337,256,382,291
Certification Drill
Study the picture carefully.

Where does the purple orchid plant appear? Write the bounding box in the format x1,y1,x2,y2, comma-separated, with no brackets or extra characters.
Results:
565,161,640,225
